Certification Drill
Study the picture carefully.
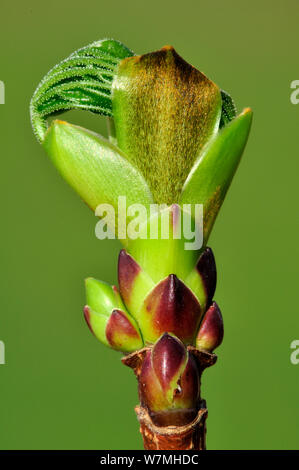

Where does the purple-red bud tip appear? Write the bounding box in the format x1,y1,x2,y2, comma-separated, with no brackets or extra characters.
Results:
152,333,187,392
83,305,93,333
196,247,216,302
138,334,201,423
143,274,201,344
196,301,223,351
106,309,140,348
118,249,141,304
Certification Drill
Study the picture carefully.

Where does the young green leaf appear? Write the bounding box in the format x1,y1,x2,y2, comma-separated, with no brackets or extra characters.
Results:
30,39,134,142
43,120,154,238
219,90,237,128
179,108,253,242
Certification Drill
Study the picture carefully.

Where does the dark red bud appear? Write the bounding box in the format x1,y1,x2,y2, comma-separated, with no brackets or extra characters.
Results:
196,301,223,351
196,247,216,302
143,275,201,344
138,334,201,426
152,333,187,392
138,349,168,412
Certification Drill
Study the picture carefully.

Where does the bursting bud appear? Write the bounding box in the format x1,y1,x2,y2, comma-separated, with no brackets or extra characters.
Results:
196,302,224,352
138,333,200,426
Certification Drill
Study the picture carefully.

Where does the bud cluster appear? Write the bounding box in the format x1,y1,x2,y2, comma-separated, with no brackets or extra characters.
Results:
84,243,223,426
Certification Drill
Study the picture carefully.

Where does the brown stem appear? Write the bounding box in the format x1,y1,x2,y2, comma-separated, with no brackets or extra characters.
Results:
122,346,217,450
135,401,207,450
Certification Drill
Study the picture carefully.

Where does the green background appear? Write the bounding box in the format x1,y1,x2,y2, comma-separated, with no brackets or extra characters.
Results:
1,0,298,450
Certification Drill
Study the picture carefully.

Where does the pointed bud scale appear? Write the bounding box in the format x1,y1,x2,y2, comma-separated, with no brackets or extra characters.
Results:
176,354,200,411
196,302,224,352
118,249,154,319
138,334,200,426
84,305,143,353
196,247,217,302
106,309,143,352
139,275,201,344
118,249,140,300
152,333,187,400
184,247,216,310
138,349,169,413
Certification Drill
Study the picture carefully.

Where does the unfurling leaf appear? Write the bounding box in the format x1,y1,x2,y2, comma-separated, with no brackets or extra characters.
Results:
30,39,134,142
112,46,222,203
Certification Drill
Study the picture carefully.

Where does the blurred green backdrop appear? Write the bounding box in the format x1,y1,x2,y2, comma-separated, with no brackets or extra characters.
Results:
1,0,299,450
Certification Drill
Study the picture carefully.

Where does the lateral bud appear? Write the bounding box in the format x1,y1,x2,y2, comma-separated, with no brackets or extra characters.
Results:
137,333,200,426
84,277,143,353
196,301,224,352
